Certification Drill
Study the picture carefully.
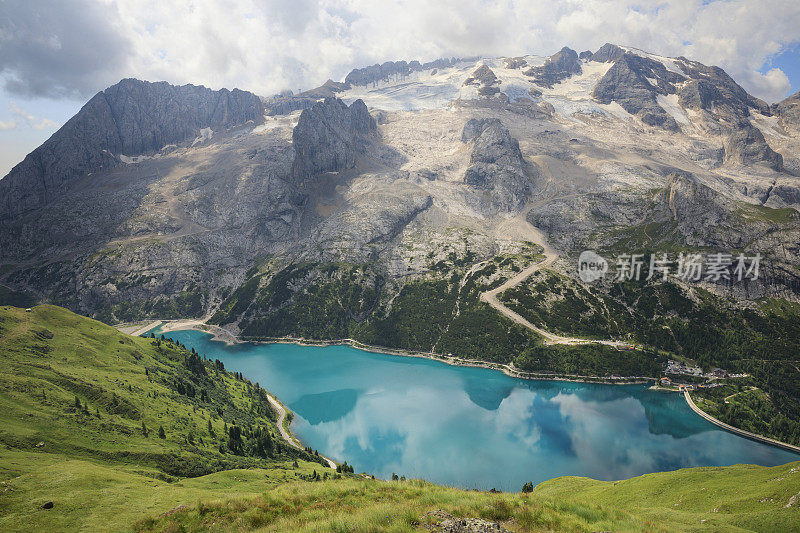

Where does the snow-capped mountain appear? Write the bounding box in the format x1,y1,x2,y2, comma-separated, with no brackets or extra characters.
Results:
1,43,799,322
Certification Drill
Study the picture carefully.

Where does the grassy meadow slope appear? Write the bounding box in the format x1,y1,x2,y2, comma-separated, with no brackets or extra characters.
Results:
138,462,800,532
0,305,799,532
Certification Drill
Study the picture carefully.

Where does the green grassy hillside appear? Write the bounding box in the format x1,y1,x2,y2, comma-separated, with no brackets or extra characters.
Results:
1,305,799,532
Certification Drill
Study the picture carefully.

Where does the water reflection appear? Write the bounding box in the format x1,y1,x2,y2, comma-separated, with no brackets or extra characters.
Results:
159,330,800,491
292,388,360,425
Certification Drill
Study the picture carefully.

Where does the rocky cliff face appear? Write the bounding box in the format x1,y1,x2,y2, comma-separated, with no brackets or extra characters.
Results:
773,91,800,128
592,53,684,131
722,120,784,170
524,47,581,88
344,58,460,87
0,79,263,220
290,98,377,181
462,118,532,213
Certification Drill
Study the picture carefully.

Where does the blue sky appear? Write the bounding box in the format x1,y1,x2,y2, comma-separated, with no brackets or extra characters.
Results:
761,44,800,96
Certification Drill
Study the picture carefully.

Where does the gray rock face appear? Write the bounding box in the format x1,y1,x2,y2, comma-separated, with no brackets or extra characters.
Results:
658,171,727,230
462,118,531,213
524,47,581,88
264,80,350,116
344,58,459,86
773,91,800,127
464,65,501,97
0,78,263,219
465,65,498,86
677,59,770,117
592,53,684,131
291,97,377,181
503,57,527,69
723,120,783,170
591,43,626,63
678,79,723,111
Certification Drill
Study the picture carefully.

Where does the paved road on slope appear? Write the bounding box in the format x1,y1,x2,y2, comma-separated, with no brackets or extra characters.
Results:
481,209,630,348
125,320,163,337
266,393,336,469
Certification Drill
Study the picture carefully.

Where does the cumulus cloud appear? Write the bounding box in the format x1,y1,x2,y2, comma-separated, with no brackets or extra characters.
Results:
0,0,132,99
1,0,799,102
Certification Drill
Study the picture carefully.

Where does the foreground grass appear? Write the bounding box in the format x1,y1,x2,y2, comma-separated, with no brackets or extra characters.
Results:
0,448,327,532
136,461,800,532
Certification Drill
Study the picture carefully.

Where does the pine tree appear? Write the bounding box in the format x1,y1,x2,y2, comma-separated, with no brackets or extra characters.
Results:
141,421,149,437
158,425,166,439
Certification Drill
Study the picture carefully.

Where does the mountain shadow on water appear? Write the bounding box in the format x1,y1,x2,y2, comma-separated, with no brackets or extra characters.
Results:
291,388,361,425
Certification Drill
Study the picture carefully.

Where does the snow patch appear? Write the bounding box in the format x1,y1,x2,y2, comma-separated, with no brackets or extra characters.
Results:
750,113,788,139
339,60,478,111
656,94,690,126
621,46,685,76
251,117,290,134
119,154,154,164
540,61,614,119
191,127,214,146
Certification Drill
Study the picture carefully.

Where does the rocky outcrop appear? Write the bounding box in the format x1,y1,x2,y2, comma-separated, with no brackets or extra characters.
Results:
773,91,800,128
591,43,625,63
677,59,770,117
461,118,531,213
344,58,460,86
723,120,783,170
524,47,581,88
264,80,350,116
464,65,501,96
658,171,726,228
503,57,527,69
678,79,723,111
291,97,377,181
592,53,684,131
0,78,263,219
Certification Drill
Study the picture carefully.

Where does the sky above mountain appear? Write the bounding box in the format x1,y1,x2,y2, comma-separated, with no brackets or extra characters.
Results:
1,0,799,177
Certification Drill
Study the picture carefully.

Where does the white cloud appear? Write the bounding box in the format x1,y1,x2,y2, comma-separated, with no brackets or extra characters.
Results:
33,118,59,130
5,102,60,131
1,0,799,102
9,102,34,121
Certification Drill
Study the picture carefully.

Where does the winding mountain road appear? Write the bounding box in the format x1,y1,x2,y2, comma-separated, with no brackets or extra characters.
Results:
481,210,630,348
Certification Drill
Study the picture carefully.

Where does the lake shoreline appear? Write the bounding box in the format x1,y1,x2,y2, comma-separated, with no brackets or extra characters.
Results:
133,319,800,462
683,390,800,454
145,320,657,387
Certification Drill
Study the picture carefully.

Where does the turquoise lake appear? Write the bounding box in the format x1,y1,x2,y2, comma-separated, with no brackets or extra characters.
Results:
156,329,800,491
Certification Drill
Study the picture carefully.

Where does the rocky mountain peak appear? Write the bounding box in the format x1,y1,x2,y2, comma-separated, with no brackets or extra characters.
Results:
591,43,626,63
0,78,263,220
462,118,531,213
524,47,582,88
291,97,377,182
592,52,684,131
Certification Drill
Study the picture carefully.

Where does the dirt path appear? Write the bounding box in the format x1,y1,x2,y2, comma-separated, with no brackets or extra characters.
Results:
121,320,163,337
266,393,336,469
481,208,630,348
